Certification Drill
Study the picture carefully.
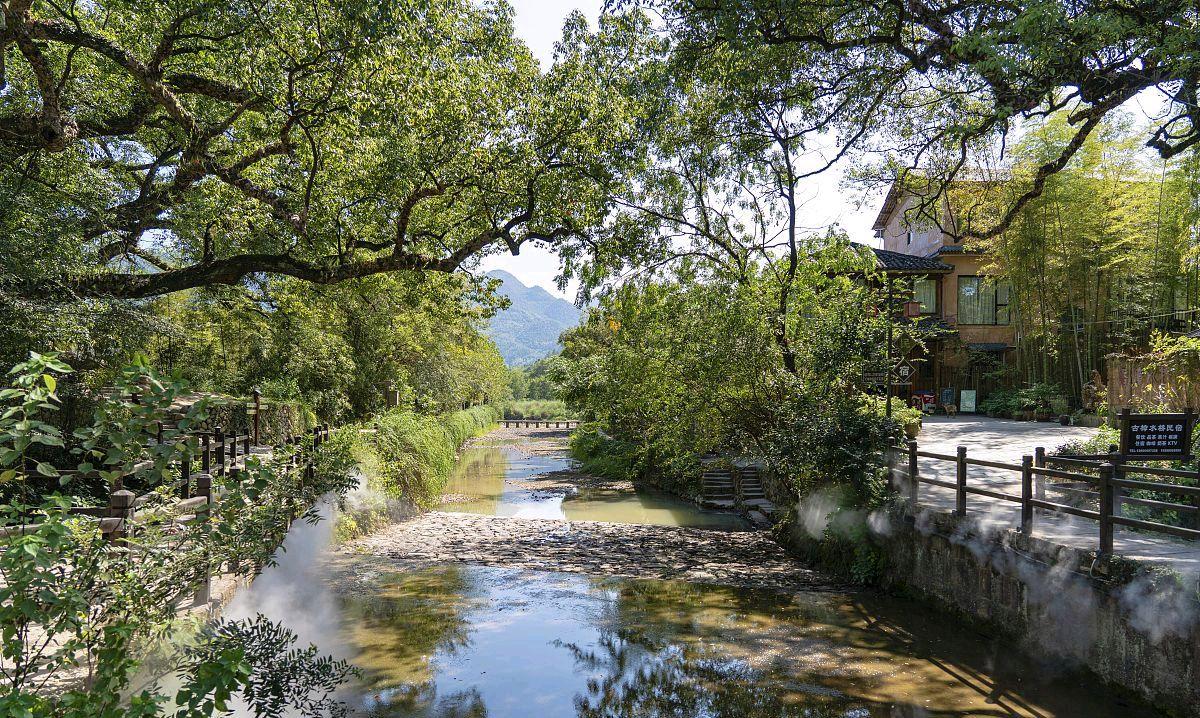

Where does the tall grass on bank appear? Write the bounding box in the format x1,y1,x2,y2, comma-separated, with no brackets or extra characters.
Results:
332,405,499,542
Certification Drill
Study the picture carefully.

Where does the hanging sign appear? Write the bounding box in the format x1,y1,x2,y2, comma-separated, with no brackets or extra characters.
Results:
892,361,917,386
1119,410,1196,460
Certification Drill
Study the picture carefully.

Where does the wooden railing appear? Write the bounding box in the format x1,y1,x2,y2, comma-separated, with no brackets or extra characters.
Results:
888,439,1200,555
1,424,332,601
500,419,580,429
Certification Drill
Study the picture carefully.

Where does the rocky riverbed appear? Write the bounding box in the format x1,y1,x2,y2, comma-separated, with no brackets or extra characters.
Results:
334,511,824,591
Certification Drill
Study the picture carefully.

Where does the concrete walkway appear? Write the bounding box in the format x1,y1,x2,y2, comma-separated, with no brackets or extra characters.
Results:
909,416,1200,573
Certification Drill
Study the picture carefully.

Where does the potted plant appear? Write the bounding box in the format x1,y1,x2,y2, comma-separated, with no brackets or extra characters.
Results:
1011,390,1036,420
1053,397,1071,425
898,404,924,439
1027,383,1064,422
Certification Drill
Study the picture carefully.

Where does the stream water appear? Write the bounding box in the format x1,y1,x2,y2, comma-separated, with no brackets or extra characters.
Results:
439,445,749,530
228,431,1164,718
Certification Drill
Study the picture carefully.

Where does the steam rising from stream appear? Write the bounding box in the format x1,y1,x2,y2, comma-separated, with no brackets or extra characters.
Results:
225,501,342,651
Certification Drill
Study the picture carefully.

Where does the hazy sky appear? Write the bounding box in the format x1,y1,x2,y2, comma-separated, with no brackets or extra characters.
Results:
481,0,885,300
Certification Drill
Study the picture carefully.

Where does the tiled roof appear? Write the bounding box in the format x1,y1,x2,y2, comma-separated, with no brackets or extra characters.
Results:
855,244,952,274
911,316,957,337
929,245,984,257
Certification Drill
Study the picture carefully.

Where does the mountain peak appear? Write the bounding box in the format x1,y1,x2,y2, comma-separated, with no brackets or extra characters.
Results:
485,270,581,366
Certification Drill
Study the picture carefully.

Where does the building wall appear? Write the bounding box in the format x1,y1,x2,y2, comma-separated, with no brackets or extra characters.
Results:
880,195,946,257
939,254,1015,346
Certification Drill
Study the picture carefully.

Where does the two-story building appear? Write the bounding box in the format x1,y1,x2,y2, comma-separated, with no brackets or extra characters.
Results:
861,182,1015,412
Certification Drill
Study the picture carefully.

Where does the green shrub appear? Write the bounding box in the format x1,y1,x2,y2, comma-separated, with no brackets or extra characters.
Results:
333,405,499,542
569,423,640,482
1056,425,1119,456
763,393,898,509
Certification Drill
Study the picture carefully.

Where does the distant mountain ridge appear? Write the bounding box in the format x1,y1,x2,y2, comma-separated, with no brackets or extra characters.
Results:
485,270,581,366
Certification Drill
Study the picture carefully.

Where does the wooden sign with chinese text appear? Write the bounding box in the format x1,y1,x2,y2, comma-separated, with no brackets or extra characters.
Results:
1118,409,1196,460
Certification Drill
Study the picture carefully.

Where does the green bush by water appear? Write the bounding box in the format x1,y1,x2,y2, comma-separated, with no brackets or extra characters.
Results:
332,405,499,542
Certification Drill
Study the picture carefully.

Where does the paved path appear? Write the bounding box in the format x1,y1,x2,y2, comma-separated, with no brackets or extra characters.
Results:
340,511,827,591
911,416,1200,572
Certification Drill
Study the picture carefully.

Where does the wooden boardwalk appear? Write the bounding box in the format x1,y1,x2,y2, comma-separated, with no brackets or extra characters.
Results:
500,419,580,429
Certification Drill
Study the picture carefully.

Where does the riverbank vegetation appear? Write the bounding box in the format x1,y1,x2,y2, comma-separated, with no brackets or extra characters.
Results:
0,356,359,716
557,251,905,505
332,405,500,542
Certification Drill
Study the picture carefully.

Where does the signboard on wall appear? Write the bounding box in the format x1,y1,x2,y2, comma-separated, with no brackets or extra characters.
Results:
939,387,955,406
1119,410,1196,460
959,390,977,413
862,369,888,388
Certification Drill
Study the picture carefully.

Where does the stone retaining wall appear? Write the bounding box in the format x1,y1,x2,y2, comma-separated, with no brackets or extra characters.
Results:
781,503,1200,717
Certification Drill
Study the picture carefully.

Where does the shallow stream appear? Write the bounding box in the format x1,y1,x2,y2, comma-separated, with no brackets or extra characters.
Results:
228,430,1163,718
439,445,749,530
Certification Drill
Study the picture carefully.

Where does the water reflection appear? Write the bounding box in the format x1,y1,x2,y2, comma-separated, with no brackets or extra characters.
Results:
335,566,1160,718
441,447,748,531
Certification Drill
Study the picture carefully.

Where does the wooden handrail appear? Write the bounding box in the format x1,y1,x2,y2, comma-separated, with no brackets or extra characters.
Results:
892,438,1200,556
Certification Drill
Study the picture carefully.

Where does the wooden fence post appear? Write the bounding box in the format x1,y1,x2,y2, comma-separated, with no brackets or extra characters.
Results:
180,451,192,499
106,488,135,544
907,439,919,507
252,387,262,447
1020,455,1033,534
1034,446,1046,505
214,427,225,476
229,431,239,470
955,445,967,517
202,433,211,473
1109,445,1125,519
1099,462,1115,556
193,472,213,604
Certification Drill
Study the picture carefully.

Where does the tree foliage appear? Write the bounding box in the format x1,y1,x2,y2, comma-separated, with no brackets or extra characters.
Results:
556,249,904,501
620,0,1200,239
0,1,647,299
951,113,1200,395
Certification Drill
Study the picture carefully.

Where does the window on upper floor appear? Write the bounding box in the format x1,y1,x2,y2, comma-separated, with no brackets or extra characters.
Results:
958,276,1010,325
913,277,937,314
906,230,913,245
